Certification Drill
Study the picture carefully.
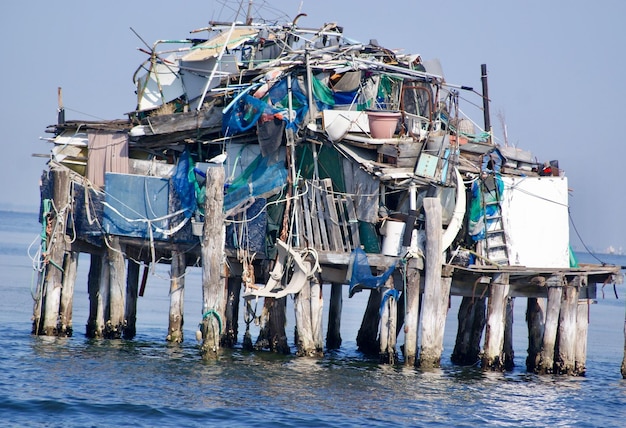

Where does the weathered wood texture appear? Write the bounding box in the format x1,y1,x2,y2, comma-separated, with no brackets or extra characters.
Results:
86,254,103,338
403,268,420,366
123,259,140,339
294,275,323,357
451,296,486,366
200,166,227,357
482,273,510,371
357,289,382,355
525,297,546,372
326,282,343,350
503,297,515,370
379,276,397,364
556,279,580,375
166,250,185,343
41,169,71,335
223,276,241,348
536,275,564,374
575,298,589,376
59,251,78,336
105,236,126,339
419,197,448,368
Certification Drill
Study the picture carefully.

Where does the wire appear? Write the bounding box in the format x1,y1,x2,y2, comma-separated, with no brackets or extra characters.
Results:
568,208,608,265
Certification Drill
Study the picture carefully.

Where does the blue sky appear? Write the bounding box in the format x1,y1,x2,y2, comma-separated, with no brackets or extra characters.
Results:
2,0,624,253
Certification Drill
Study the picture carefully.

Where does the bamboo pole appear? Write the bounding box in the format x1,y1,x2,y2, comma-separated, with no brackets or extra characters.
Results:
166,250,185,343
418,197,446,368
200,166,227,357
124,259,140,340
482,273,510,370
403,267,420,366
326,282,343,350
536,275,563,374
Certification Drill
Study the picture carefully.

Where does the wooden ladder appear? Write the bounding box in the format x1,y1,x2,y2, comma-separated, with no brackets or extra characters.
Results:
481,175,509,266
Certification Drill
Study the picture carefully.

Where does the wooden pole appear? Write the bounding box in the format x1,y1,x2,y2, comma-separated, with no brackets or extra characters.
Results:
525,297,546,372
105,236,126,339
295,274,315,356
200,166,226,357
356,289,382,355
326,282,343,350
310,274,324,354
403,267,420,366
223,275,242,348
419,197,446,368
575,299,589,376
58,251,78,337
95,252,110,339
42,168,71,336
503,297,515,370
481,272,510,371
166,249,185,343
379,275,397,364
537,275,563,374
124,259,140,340
86,254,102,338
556,277,580,374
451,296,486,366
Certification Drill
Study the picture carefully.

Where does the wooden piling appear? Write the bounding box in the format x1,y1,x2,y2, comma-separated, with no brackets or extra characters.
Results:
59,251,78,336
451,296,486,366
223,275,241,348
86,254,103,338
525,297,546,372
166,249,185,343
124,259,140,340
536,275,563,374
105,236,126,339
326,282,343,350
294,274,323,356
556,277,580,375
41,168,71,336
575,276,590,376
379,275,397,364
503,297,515,370
95,253,109,338
200,166,227,357
418,197,448,369
481,273,510,371
403,267,420,366
310,275,324,353
356,289,382,355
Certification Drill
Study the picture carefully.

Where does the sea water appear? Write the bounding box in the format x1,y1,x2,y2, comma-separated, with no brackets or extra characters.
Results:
1,210,626,427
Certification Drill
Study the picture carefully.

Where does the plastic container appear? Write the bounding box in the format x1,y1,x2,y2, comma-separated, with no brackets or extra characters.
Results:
366,110,401,139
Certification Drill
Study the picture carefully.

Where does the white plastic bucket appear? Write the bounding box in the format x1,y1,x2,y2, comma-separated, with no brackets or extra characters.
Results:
381,219,406,256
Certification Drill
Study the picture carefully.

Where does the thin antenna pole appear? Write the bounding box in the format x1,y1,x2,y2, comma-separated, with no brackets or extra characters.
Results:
481,64,491,142
246,0,253,25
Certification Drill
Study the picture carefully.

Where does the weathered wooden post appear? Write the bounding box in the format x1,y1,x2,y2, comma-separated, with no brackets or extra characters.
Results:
451,296,486,366
294,273,323,357
223,275,242,348
105,236,126,338
536,274,564,374
326,282,343,350
403,267,420,366
356,289,382,355
200,166,227,357
503,297,515,370
482,273,511,370
419,197,449,368
124,259,140,339
59,251,78,336
95,252,110,338
379,275,397,364
575,276,590,376
555,276,580,374
310,274,324,353
86,254,103,338
40,168,71,336
526,297,546,372
166,249,185,343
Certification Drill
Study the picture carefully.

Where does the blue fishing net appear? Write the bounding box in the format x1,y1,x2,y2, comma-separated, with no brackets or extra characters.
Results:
348,246,396,297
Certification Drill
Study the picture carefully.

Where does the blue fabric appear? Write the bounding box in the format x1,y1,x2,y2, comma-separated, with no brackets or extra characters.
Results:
222,94,267,137
380,288,400,317
348,247,396,297
172,150,196,219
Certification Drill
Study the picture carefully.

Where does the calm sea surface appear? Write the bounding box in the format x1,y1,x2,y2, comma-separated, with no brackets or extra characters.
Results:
2,210,626,427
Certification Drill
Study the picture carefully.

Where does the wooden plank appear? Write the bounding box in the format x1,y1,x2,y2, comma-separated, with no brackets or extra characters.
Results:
301,182,316,249
312,180,330,251
345,196,360,249
335,195,351,251
322,178,343,251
